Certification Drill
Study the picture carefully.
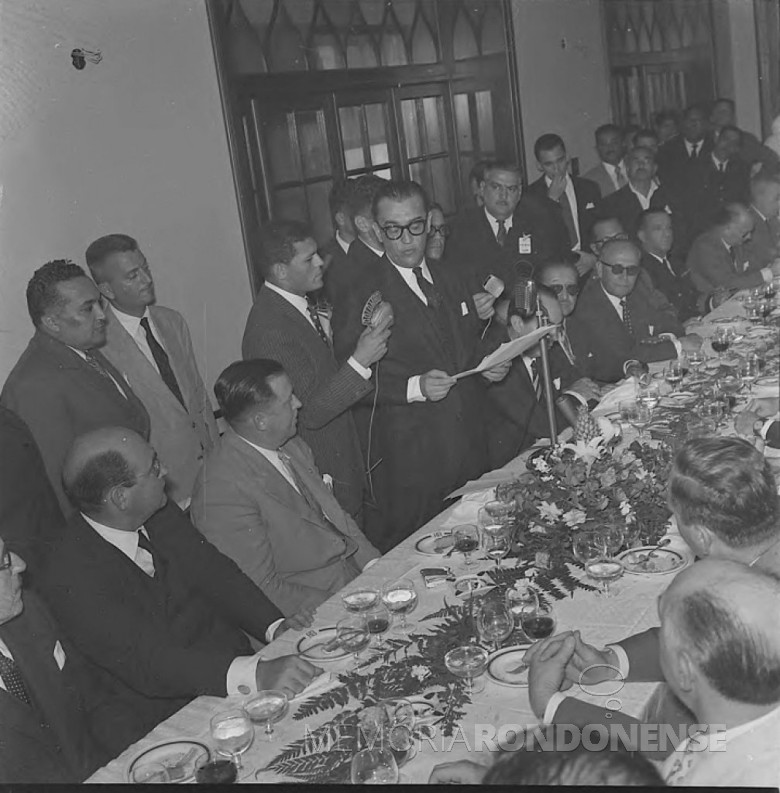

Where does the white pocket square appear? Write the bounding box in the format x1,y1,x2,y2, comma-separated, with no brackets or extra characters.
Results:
460,301,469,316
54,640,66,670
585,202,595,210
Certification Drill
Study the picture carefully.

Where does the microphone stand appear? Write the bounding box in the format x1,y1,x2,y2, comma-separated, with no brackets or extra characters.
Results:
535,298,559,447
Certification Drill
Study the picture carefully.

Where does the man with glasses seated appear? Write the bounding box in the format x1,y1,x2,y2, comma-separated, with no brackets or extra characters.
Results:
566,239,701,383
536,258,581,320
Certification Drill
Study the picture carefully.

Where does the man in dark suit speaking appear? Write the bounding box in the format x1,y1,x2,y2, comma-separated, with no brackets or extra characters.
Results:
37,427,319,759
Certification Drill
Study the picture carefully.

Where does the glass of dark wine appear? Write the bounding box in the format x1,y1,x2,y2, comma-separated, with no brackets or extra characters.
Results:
365,603,392,649
520,601,556,640
711,328,729,360
453,524,479,567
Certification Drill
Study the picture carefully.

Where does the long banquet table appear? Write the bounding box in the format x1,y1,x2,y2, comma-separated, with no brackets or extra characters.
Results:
88,294,778,783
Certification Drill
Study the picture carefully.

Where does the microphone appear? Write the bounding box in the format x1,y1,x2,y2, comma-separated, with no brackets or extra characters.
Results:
361,291,392,328
513,278,538,319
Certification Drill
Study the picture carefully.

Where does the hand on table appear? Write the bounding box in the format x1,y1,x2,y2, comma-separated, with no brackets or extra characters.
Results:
428,759,488,784
527,633,576,719
421,370,456,401
481,360,512,383
255,655,322,699
565,631,621,686
473,291,497,321
278,606,316,634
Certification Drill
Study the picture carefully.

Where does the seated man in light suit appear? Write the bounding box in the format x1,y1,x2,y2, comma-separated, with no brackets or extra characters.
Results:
191,359,380,617
526,560,780,788
86,234,219,509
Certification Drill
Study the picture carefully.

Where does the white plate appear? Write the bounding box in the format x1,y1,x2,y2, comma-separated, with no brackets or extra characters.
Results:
415,532,454,555
486,645,532,687
127,740,210,783
296,627,351,662
618,547,686,576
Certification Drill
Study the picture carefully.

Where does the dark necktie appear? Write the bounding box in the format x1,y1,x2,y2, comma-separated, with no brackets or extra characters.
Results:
689,143,699,160
306,298,330,346
718,161,725,173
558,191,578,248
413,266,440,309
84,349,115,383
615,164,628,189
495,219,508,248
136,530,164,580
0,653,31,705
140,317,185,407
620,297,634,337
663,258,676,277
728,245,739,272
530,358,543,400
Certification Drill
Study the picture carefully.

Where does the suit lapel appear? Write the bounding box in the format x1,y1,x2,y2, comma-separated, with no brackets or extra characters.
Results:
259,286,328,350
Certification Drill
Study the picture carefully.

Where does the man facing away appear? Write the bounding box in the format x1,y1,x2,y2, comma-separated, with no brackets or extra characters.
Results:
1,261,150,515
192,359,379,616
242,220,391,526
36,427,318,759
86,234,218,509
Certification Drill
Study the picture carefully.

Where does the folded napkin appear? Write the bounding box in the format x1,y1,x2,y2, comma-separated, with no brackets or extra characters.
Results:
291,671,338,703
592,379,636,416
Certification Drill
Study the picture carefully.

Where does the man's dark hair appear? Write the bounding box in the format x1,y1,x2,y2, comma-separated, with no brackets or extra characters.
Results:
676,587,780,704
712,202,749,230
635,128,658,143
594,123,622,142
328,178,355,219
347,175,387,222
485,743,664,785
654,110,679,127
372,180,429,220
637,207,671,234
481,160,524,184
214,359,285,425
85,233,139,281
534,133,565,161
669,437,779,548
63,449,135,512
712,97,735,112
257,220,313,279
683,103,707,119
716,124,742,143
536,258,579,283
26,259,87,327
469,160,490,186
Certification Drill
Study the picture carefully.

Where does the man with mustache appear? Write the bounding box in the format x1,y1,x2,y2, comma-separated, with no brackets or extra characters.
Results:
1,260,150,516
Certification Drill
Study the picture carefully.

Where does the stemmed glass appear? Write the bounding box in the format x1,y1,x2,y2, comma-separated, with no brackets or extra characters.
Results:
381,578,418,632
453,524,480,567
210,708,254,769
740,356,760,394
244,690,289,742
759,297,774,325
342,589,380,613
598,524,625,557
337,614,371,666
365,603,392,648
622,401,653,440
665,360,684,391
476,599,514,653
711,327,730,360
481,529,511,570
478,501,515,534
687,350,705,375
636,382,660,412
520,601,557,640
350,747,399,784
572,532,622,597
444,644,489,695
717,371,742,415
505,583,539,630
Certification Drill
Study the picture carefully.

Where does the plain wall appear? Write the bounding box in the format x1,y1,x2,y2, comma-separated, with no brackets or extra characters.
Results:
511,0,612,176
0,0,250,391
724,0,762,135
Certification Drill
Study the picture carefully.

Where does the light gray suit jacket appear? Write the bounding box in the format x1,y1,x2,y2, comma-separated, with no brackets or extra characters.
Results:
191,430,379,616
100,305,218,505
581,162,614,199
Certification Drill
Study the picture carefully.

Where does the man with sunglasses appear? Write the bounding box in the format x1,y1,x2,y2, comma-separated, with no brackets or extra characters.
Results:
536,259,581,319
567,239,700,383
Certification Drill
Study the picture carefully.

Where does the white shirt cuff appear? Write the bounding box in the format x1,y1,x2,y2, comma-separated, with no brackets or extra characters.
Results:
362,557,380,571
226,652,263,697
543,691,569,724
265,618,285,644
347,356,372,380
563,389,588,407
407,375,425,403
658,333,682,359
761,267,773,284
606,643,630,679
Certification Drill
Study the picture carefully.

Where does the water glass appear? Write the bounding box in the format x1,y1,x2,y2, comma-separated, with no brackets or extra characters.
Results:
505,583,539,629
740,356,759,393
636,382,660,411
480,529,511,570
686,350,705,373
210,709,253,769
350,747,399,784
444,644,489,695
381,578,418,631
453,524,480,567
342,589,380,613
245,690,289,741
476,599,514,653
336,614,371,666
478,501,515,534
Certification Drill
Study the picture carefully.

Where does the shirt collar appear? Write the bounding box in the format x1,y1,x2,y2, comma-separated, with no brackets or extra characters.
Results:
600,283,624,312
602,161,621,176
235,431,280,461
361,238,384,257
82,512,143,561
751,204,768,222
388,257,432,284
335,231,351,255
711,153,728,168
484,206,513,233
628,179,658,200
685,139,701,154
112,305,150,337
265,280,310,315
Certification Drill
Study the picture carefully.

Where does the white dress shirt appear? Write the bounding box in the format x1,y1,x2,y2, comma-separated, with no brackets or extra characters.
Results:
647,251,677,278
627,179,659,210
684,139,703,157
111,306,164,373
601,285,627,321
484,206,514,239
545,174,581,249
81,512,277,697
264,282,370,379
236,434,299,494
335,231,351,255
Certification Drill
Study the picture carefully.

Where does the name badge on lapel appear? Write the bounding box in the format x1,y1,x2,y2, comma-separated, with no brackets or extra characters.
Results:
518,235,532,255
53,640,66,670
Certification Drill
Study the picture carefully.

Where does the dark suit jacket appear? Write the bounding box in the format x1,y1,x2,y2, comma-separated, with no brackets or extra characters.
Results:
528,175,601,249
242,285,372,522
445,198,570,295
333,256,491,551
595,182,678,235
640,251,699,322
656,135,713,189
567,276,684,383
0,592,104,782
686,227,763,299
684,156,751,241
743,205,780,269
325,238,382,316
36,502,283,758
0,331,150,515
0,406,63,570
766,420,780,449
192,431,378,616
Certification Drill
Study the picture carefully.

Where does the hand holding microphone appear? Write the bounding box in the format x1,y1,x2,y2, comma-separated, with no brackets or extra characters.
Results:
353,291,393,368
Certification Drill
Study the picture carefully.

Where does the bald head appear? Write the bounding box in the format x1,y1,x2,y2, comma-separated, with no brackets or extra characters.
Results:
661,560,780,705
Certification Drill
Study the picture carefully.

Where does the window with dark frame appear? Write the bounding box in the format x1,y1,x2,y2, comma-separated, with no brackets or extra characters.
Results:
207,0,523,290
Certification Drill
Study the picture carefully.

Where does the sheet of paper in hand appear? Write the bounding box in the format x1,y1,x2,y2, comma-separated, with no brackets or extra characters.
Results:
453,324,556,380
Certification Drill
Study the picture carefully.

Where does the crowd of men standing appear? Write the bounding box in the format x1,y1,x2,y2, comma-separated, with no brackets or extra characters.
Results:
1,97,779,781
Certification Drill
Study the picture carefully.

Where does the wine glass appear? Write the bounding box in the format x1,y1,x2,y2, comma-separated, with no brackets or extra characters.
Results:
244,690,289,741
505,583,539,629
717,371,742,415
665,360,684,391
585,557,624,598
597,524,625,556
711,328,730,360
444,644,489,695
336,614,371,666
342,589,380,613
478,501,515,534
759,297,774,325
636,382,660,411
699,400,722,432
476,599,514,653
210,708,253,769
520,601,557,640
622,401,652,440
365,603,392,648
686,350,705,374
381,578,418,632
481,529,511,570
740,356,759,394
746,299,763,324
350,747,399,784
453,524,480,567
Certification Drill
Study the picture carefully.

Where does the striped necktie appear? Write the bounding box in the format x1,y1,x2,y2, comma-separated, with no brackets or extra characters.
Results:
306,299,330,346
